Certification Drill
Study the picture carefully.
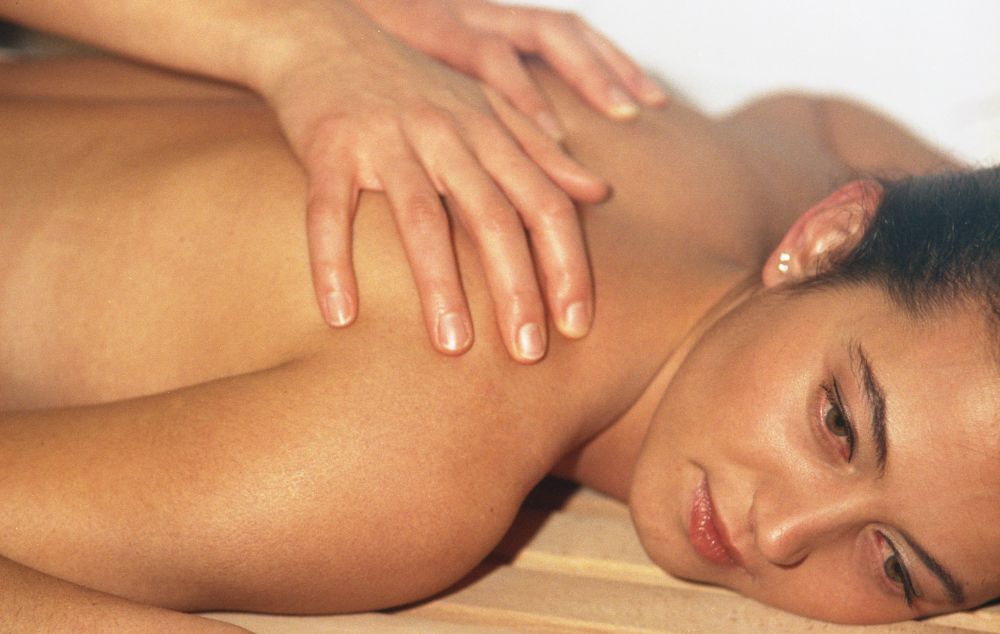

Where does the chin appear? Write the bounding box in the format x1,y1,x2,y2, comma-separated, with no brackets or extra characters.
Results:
628,465,699,583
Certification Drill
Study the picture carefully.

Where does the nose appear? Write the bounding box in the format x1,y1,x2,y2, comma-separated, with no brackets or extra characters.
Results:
749,478,873,567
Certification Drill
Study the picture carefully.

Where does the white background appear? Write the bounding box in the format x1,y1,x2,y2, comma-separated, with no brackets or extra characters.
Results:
513,0,1000,165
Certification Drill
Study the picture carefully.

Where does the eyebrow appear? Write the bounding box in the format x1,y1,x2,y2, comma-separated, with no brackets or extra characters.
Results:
899,529,966,605
848,342,967,607
848,342,888,476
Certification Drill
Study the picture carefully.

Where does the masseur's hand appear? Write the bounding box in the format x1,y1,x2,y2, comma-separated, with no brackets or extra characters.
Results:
1,0,661,363
264,9,615,363
350,0,669,133
277,1,667,362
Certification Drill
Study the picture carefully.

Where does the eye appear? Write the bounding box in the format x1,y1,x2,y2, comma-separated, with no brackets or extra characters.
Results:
820,381,856,461
880,534,919,607
824,401,850,438
883,553,906,584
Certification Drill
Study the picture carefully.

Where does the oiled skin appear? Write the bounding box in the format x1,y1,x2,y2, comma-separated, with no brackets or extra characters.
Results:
0,57,952,617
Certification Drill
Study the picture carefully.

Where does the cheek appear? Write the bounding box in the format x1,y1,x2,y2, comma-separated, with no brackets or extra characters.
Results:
742,559,906,624
654,319,811,466
733,533,911,624
627,318,800,556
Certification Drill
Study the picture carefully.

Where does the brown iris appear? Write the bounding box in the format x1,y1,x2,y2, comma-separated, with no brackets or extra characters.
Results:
824,404,850,438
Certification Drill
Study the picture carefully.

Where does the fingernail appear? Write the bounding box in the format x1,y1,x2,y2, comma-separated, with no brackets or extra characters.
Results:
535,111,564,140
516,322,545,362
325,290,354,327
437,311,471,353
639,76,668,105
608,86,639,119
562,301,591,339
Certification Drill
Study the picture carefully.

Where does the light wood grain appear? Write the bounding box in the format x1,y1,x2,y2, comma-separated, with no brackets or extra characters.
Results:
205,480,1000,633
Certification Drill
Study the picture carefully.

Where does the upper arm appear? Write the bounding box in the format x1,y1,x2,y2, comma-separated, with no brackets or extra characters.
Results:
0,355,529,614
817,96,963,176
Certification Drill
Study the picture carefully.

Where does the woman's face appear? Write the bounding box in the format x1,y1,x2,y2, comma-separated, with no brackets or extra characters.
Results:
630,283,1000,623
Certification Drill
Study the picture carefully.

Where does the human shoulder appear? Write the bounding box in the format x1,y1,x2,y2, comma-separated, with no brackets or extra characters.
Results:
815,95,962,175
734,92,960,175
714,92,962,254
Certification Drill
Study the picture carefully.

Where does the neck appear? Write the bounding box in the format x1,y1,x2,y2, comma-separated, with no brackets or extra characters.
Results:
552,271,761,501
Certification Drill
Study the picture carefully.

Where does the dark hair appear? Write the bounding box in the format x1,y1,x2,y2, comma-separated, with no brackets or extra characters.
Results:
817,166,1000,604
806,165,1000,324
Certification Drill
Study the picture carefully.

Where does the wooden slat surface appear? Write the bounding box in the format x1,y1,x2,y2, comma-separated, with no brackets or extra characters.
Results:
206,479,1000,633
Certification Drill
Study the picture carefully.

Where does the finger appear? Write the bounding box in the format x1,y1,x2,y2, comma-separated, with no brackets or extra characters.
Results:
534,21,641,120
580,24,668,106
478,8,640,120
405,113,548,363
470,35,564,140
465,120,594,340
380,150,474,356
305,162,359,328
483,86,608,204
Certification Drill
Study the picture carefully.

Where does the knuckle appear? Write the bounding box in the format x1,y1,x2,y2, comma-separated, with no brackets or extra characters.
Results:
302,115,351,159
408,105,459,137
505,287,543,314
400,194,445,229
619,64,646,85
419,275,458,299
470,208,519,244
532,195,576,225
466,110,507,139
475,35,516,64
306,195,353,229
306,192,338,220
547,267,582,296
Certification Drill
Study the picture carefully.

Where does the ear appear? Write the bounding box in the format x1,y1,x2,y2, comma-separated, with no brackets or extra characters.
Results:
761,179,884,288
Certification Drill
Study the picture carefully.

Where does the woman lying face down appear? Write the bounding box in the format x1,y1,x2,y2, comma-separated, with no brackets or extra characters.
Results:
0,58,996,627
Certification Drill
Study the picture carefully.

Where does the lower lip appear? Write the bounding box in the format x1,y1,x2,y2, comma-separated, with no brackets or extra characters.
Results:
689,475,739,567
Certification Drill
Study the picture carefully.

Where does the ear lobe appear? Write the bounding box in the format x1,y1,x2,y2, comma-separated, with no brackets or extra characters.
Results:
762,179,883,288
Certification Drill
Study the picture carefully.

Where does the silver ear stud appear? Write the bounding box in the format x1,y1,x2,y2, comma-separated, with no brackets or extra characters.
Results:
777,251,791,273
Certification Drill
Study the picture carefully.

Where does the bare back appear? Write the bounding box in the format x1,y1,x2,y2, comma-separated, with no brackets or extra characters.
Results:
0,57,954,613
0,58,851,408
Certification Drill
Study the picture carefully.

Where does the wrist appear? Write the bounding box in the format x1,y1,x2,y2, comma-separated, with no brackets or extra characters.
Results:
245,0,373,97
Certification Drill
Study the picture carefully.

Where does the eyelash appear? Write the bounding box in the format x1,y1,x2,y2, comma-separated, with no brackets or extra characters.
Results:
879,532,920,607
819,381,857,461
819,381,919,608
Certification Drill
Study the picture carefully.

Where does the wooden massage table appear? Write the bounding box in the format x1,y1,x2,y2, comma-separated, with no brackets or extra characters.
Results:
204,478,1000,633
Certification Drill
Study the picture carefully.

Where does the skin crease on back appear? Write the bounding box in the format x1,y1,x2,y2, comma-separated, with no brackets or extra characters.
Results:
2,57,992,624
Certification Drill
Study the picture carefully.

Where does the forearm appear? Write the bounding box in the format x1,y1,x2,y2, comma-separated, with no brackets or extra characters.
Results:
0,554,246,633
0,0,371,93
